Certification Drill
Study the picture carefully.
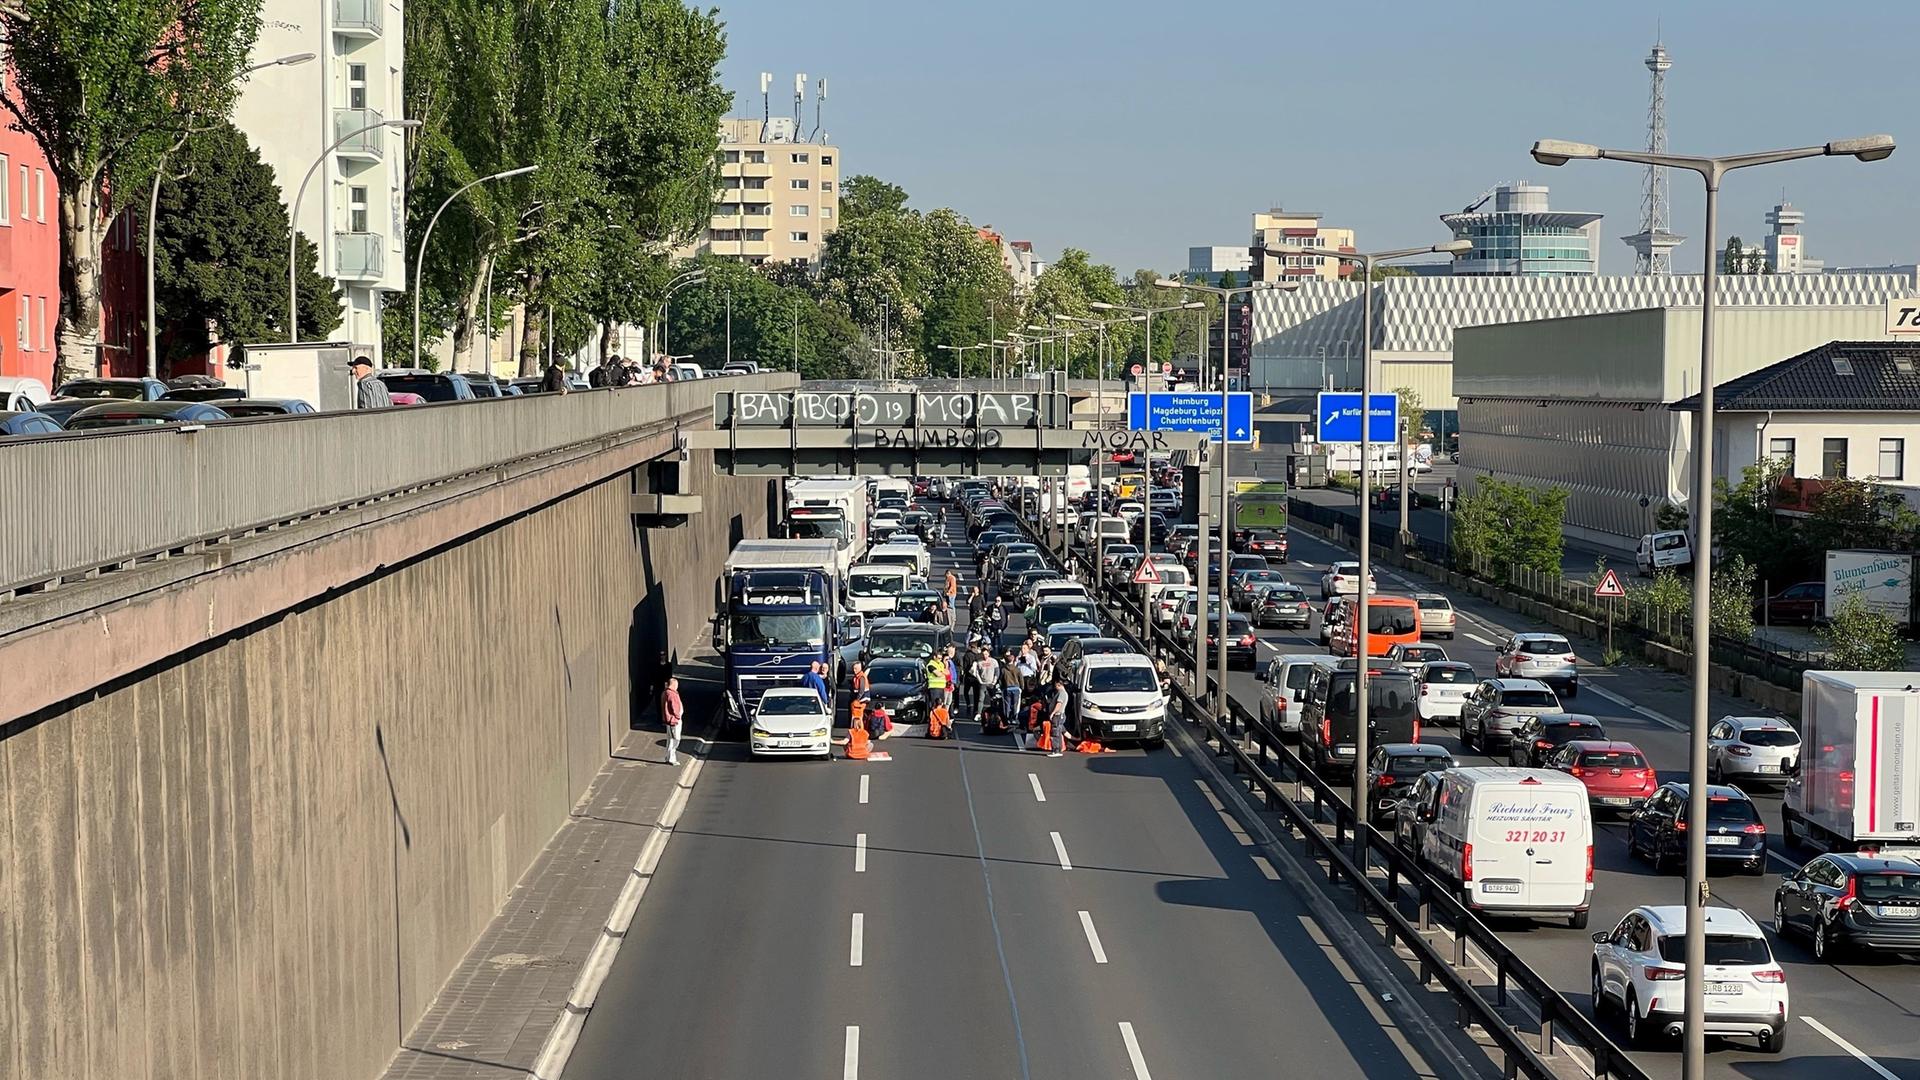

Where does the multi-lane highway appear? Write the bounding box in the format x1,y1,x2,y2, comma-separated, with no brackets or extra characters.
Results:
563,514,1442,1080
1214,523,1920,1080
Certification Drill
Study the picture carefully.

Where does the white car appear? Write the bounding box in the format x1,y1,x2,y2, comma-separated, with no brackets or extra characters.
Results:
1320,561,1377,599
750,687,833,758
870,508,905,531
1415,661,1476,724
1706,715,1802,786
1152,584,1197,627
1590,905,1787,1053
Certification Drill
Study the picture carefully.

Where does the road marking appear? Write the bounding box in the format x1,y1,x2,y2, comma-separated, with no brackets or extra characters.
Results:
858,775,869,804
1586,683,1686,732
1050,831,1073,870
843,1026,859,1080
1465,632,1497,647
850,913,864,967
1802,1016,1900,1080
1078,910,1109,963
1166,736,1183,757
1297,561,1315,570
1769,848,1805,872
1028,773,1047,802
854,833,867,873
1118,1022,1154,1080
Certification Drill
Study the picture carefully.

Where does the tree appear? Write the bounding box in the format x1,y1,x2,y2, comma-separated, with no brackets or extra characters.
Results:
1,0,263,380
1820,596,1908,671
1714,456,1812,587
1709,554,1757,640
1355,265,1415,282
839,175,909,222
1217,269,1240,290
1394,386,1426,444
1453,478,1569,572
1801,476,1920,555
151,121,340,368
1722,236,1747,275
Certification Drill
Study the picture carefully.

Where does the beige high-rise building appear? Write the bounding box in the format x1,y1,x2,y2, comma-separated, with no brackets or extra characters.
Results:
676,117,840,266
1249,208,1356,282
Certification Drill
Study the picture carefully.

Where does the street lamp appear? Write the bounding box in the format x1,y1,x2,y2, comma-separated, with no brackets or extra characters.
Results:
656,269,707,363
935,342,985,379
1261,239,1471,834
287,115,422,345
1532,130,1894,1079
413,164,539,368
1063,312,1147,596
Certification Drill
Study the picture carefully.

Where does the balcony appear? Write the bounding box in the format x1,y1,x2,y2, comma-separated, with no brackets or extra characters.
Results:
333,108,387,161
335,231,386,281
334,0,384,36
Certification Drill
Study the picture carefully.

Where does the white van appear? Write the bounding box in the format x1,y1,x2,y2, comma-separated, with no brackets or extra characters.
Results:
1635,530,1693,574
1411,767,1594,928
865,541,929,581
846,562,913,615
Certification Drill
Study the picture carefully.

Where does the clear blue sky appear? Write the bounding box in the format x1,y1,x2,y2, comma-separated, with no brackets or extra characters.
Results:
712,0,1918,276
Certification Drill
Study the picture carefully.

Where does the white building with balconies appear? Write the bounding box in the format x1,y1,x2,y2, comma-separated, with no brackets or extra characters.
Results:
233,0,407,362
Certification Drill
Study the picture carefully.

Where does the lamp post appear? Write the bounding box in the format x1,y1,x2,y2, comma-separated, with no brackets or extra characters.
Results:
143,52,316,378
1090,300,1204,645
287,115,421,345
935,342,985,379
1064,312,1147,598
1260,240,1472,834
413,165,538,369
1531,131,1894,1080
1031,321,1086,563
1154,277,1299,720
657,269,707,363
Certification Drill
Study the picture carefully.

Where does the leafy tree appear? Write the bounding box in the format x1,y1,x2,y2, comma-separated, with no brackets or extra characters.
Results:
839,175,909,222
1820,596,1908,671
919,208,1011,374
1713,457,1812,587
1653,500,1689,532
151,121,340,369
1801,476,1920,555
1722,236,1747,275
1216,269,1239,290
1394,386,1426,445
1453,478,1569,572
1,0,263,380
1710,554,1757,640
1355,265,1415,282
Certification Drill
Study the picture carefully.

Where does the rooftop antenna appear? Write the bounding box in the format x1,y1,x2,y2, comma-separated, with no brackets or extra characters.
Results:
793,73,806,140
758,72,771,142
809,76,827,144
1622,35,1683,274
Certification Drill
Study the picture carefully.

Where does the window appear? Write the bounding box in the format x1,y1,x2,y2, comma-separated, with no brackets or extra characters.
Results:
1880,438,1905,481
745,150,765,164
34,167,44,222
821,155,833,166
723,150,740,164
789,204,809,217
36,295,46,350
1822,437,1849,478
0,152,8,223
821,206,834,220
822,180,834,192
790,178,809,189
17,166,26,220
790,151,809,164
1768,437,1795,470
349,186,368,233
347,63,368,110
789,231,809,243
15,303,25,350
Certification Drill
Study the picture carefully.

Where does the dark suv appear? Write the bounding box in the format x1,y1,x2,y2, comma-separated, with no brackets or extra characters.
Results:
1628,783,1767,875
1774,853,1920,960
1507,713,1608,767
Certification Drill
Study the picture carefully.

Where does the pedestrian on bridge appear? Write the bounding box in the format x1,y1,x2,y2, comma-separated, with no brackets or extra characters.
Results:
351,355,392,408
661,677,684,766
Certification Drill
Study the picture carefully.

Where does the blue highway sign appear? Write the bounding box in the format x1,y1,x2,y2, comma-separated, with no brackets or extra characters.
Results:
1316,392,1398,444
1126,392,1254,444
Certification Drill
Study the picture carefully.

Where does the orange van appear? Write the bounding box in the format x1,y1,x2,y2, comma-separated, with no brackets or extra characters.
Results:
1335,595,1421,657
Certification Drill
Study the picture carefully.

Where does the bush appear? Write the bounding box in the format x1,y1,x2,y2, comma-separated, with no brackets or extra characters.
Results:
1454,478,1569,573
1819,596,1908,671
1709,554,1756,641
1637,569,1690,620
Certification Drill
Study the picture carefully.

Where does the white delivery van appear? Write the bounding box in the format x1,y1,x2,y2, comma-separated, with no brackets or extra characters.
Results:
865,540,929,581
1782,671,1920,855
845,562,913,615
1413,767,1594,927
1635,530,1693,574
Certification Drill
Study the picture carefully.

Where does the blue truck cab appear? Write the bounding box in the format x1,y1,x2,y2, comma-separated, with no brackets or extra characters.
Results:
713,538,862,729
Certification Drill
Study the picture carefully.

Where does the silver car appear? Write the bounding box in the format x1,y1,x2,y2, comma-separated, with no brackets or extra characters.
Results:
1413,593,1456,639
1707,715,1802,786
1459,678,1563,753
1494,632,1579,697
1320,561,1377,599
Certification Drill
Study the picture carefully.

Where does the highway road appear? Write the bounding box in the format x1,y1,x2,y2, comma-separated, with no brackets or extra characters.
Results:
1212,524,1920,1080
563,513,1441,1080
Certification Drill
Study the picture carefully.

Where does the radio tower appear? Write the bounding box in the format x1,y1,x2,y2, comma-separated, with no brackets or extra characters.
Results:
1622,40,1684,274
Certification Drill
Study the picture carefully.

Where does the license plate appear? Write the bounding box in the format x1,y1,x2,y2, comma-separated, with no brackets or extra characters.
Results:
1111,723,1137,733
1705,981,1742,995
1876,906,1920,919
1706,835,1742,846
1482,881,1522,894
1600,797,1634,806
1754,763,1778,773
1336,746,1356,756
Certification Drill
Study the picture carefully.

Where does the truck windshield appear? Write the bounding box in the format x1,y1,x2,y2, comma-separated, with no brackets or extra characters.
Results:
848,572,904,597
789,519,848,542
731,614,825,647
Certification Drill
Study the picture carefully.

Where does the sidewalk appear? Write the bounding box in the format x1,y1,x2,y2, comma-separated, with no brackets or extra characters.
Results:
379,646,725,1080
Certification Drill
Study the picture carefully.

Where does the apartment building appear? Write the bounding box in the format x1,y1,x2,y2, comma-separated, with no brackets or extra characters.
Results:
232,0,408,362
678,117,840,266
0,59,59,387
1249,208,1356,283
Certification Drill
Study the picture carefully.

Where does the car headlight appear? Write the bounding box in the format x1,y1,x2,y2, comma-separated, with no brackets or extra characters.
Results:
751,727,772,739
812,727,830,738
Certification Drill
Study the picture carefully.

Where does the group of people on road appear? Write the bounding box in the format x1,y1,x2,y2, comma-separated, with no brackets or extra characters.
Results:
589,354,680,388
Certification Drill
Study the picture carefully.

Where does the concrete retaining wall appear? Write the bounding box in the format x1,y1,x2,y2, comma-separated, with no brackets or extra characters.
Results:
1,448,767,1080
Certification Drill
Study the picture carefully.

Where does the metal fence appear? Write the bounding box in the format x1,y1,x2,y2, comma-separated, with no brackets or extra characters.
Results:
0,373,797,597
1009,505,1649,1080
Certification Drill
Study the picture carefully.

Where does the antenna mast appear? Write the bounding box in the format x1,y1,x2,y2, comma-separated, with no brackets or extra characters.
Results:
759,72,771,142
810,77,827,144
793,73,806,140
1623,39,1683,274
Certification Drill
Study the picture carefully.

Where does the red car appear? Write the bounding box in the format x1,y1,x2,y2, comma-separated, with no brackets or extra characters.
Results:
1544,739,1657,813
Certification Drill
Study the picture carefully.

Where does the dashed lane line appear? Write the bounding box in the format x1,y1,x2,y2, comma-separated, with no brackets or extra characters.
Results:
1464,632,1497,647
1802,1016,1902,1080
842,1027,859,1080
849,913,864,967
1050,831,1073,871
858,774,869,804
854,833,867,873
1117,1022,1155,1080
1028,773,1047,802
1077,910,1109,964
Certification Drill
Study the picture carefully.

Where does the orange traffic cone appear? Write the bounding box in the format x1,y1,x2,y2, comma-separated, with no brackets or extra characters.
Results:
1037,721,1053,752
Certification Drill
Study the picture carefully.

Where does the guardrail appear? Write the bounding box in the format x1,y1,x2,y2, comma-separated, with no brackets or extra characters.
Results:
1002,496,1648,1080
0,372,799,597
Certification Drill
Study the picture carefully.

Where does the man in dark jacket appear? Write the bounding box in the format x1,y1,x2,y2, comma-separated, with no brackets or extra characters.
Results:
542,361,570,393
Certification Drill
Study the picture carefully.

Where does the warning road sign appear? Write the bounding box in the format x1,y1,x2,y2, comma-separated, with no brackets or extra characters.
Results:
1131,559,1163,585
1594,568,1627,599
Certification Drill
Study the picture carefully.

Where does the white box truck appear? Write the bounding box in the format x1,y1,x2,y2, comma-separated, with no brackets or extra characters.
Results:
1782,671,1920,855
230,341,357,410
1824,550,1915,627
784,477,869,578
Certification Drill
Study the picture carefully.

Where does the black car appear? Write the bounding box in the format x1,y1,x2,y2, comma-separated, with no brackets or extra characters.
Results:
0,409,65,436
65,400,233,429
1628,783,1767,875
862,623,947,669
995,552,1046,589
1203,612,1259,670
1253,584,1312,629
1367,744,1456,822
901,509,936,543
160,385,247,403
1235,528,1289,563
376,370,477,401
1774,853,1920,960
30,399,102,426
863,658,929,727
216,397,318,417
1507,713,1608,767
1230,569,1288,611
896,589,943,621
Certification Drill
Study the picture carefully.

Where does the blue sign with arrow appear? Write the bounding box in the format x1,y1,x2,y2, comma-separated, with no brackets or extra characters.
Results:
1316,392,1399,444
1126,392,1254,444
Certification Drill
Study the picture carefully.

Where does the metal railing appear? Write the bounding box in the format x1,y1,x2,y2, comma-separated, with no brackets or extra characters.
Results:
334,231,387,280
333,107,388,158
0,373,798,597
333,0,384,34
1006,500,1648,1080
